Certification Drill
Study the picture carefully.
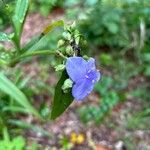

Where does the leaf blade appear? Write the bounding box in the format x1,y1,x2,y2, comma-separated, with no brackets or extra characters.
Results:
24,20,64,51
42,20,64,35
51,70,74,119
0,73,40,118
12,0,29,38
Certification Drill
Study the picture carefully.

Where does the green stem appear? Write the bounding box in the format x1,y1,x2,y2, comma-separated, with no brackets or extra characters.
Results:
20,50,56,58
9,50,67,66
11,34,21,53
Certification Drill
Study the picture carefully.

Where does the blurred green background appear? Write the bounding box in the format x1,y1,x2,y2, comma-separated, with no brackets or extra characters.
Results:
0,0,150,149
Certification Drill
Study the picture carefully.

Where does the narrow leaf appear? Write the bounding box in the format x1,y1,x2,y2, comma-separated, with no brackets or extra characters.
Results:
3,106,29,114
0,73,40,118
22,35,42,51
51,70,74,119
12,0,29,37
42,20,64,35
23,20,64,51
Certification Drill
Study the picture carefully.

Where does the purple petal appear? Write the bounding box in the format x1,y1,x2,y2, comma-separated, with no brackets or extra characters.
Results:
95,71,101,82
72,79,94,100
66,57,87,82
86,70,101,83
86,58,96,71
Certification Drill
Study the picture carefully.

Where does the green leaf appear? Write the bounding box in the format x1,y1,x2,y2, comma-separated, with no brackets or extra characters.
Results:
0,73,40,118
51,70,74,119
22,35,42,51
0,32,10,41
12,0,29,39
23,20,64,51
42,20,64,35
3,106,29,114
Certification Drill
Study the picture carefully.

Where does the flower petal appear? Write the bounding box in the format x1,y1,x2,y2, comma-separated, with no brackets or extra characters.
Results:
72,79,94,100
86,58,96,70
66,57,87,82
86,69,101,83
95,70,101,82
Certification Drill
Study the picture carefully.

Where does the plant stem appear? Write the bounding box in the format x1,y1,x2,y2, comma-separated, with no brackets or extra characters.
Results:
9,50,67,67
12,34,21,53
19,50,56,58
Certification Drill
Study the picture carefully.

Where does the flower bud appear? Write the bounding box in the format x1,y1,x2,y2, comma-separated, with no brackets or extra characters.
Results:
57,39,65,48
70,21,76,30
62,32,71,40
83,55,90,60
66,46,74,56
64,24,71,32
62,79,73,93
55,64,65,71
74,30,80,44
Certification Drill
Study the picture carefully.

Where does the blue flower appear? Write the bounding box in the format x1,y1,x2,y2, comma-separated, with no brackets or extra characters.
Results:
66,57,100,100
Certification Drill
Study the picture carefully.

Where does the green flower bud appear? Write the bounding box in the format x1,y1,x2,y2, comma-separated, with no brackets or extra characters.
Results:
70,21,76,30
62,32,71,40
55,64,65,71
66,45,74,56
64,25,71,32
57,39,65,48
83,55,90,60
74,30,80,44
62,79,73,93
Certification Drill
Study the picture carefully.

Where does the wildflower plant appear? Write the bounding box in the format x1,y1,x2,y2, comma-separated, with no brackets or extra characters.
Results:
0,0,101,120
